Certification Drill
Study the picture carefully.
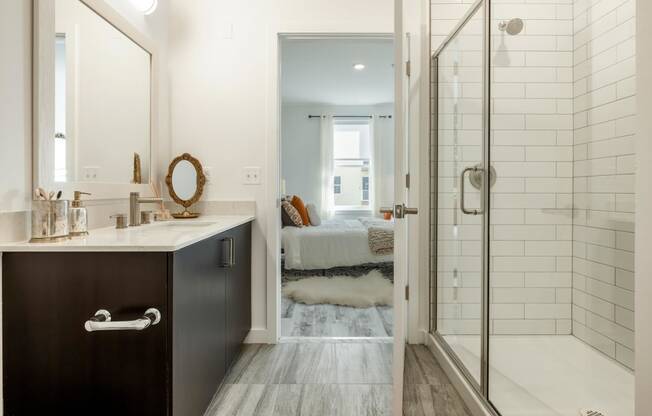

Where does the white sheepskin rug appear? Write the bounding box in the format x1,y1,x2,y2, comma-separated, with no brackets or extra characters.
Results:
282,270,393,307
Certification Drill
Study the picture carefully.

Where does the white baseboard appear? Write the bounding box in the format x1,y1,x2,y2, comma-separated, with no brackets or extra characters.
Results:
244,328,273,344
424,332,496,416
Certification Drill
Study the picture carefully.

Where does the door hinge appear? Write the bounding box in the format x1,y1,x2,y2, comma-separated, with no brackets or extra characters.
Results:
405,60,411,77
405,173,411,189
405,285,410,301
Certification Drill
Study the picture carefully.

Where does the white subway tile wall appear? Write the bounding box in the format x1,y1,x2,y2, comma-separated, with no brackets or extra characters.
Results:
572,0,635,370
433,0,575,337
434,4,485,338
430,0,636,370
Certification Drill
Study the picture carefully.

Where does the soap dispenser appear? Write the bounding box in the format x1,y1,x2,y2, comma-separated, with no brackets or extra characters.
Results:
69,191,91,236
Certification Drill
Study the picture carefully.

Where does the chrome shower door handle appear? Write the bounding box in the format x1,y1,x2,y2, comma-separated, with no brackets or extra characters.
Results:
460,166,482,215
84,308,161,332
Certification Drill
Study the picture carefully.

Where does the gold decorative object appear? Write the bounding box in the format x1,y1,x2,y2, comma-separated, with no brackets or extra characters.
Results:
133,153,142,184
165,153,206,219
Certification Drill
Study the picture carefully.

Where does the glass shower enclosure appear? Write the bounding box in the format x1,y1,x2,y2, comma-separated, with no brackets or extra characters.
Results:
430,0,636,415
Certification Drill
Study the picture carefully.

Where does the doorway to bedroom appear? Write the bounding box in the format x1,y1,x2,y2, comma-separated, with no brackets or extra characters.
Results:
279,35,395,339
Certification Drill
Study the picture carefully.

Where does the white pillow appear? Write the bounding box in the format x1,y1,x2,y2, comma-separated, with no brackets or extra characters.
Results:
306,203,321,226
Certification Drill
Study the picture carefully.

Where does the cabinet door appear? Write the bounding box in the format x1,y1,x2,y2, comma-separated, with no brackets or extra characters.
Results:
225,222,252,367
2,252,169,416
171,234,227,416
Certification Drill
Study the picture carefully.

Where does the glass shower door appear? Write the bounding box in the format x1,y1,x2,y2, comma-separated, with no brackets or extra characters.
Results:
432,1,486,386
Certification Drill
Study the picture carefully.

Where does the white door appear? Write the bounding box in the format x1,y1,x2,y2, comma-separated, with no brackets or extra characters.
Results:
392,0,417,413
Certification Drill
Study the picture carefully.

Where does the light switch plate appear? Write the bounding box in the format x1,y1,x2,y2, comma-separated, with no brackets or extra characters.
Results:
243,167,261,185
82,166,99,180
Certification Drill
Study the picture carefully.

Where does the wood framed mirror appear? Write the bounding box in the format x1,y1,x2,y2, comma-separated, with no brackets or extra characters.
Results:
165,153,206,219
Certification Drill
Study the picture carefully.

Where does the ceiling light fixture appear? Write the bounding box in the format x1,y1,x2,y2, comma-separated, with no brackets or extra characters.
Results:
353,63,366,71
129,0,158,15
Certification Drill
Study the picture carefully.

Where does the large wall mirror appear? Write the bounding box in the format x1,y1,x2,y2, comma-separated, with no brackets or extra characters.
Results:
33,0,157,198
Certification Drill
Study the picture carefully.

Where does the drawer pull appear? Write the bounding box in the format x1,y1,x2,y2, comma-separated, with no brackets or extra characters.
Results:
221,237,236,268
84,308,161,332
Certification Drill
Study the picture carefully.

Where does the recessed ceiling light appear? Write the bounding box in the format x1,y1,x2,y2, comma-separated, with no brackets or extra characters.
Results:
353,63,366,71
129,0,158,15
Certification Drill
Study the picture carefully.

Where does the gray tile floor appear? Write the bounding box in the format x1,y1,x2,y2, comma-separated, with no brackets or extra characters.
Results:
205,342,393,416
403,345,471,416
206,343,470,416
281,296,393,338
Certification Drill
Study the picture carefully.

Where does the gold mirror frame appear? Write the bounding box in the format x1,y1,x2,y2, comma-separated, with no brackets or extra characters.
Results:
165,153,206,219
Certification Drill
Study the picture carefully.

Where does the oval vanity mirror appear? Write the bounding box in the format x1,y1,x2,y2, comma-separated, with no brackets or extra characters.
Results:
165,153,206,219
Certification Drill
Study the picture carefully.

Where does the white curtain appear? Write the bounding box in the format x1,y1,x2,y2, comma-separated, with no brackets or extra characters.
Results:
320,115,335,219
370,115,384,217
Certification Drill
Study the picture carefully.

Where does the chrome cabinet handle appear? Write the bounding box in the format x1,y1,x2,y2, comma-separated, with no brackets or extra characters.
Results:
221,237,235,268
84,308,161,332
460,166,482,215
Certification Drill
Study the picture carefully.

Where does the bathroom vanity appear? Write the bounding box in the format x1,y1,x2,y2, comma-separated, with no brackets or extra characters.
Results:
1,216,253,415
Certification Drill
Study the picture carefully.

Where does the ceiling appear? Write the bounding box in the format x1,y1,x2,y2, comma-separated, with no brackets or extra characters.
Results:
281,38,394,106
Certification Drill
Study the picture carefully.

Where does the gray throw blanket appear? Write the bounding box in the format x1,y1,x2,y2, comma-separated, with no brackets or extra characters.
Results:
368,226,394,255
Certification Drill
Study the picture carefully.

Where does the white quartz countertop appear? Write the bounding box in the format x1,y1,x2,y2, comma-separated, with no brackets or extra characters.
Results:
0,215,255,252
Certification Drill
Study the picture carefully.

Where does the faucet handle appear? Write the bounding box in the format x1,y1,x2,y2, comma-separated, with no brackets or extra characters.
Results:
110,214,128,229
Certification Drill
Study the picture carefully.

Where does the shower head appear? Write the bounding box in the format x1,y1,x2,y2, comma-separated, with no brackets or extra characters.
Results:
498,18,524,35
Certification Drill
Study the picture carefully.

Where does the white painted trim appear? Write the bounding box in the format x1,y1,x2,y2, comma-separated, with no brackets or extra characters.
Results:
243,328,271,344
392,1,407,413
32,0,161,200
405,0,432,345
424,332,494,416
636,1,652,413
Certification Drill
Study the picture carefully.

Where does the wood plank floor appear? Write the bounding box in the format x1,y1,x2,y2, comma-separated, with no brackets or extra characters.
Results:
281,296,393,338
403,345,471,416
205,342,393,416
206,343,470,416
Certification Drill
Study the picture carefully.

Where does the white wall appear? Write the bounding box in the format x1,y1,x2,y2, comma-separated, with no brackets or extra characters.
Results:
281,103,394,213
0,0,32,214
168,0,393,340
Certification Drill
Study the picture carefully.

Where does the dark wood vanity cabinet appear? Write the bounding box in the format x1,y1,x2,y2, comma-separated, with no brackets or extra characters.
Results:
2,221,252,416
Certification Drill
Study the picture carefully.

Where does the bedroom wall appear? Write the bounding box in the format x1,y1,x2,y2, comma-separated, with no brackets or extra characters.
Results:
281,103,394,214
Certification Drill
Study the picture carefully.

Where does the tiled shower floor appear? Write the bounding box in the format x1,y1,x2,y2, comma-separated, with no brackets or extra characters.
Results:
444,335,634,416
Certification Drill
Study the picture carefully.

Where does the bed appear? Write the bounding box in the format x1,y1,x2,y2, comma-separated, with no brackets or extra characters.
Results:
282,218,394,270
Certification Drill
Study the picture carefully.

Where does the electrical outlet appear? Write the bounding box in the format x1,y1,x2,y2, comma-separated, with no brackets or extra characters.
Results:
243,167,261,185
203,167,213,183
82,166,99,181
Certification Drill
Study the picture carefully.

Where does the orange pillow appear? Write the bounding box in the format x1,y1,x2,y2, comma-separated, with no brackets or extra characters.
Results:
291,195,310,226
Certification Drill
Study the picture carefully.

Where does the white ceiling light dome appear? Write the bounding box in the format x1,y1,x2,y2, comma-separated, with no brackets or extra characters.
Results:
353,63,366,71
130,0,158,15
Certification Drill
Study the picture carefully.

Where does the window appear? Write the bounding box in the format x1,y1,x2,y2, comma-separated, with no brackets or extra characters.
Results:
333,121,371,210
334,176,342,194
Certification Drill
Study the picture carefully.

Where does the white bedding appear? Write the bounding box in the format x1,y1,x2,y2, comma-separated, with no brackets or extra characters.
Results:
282,219,394,270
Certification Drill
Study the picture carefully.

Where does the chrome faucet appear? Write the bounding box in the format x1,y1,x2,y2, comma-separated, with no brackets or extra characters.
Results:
129,192,163,226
